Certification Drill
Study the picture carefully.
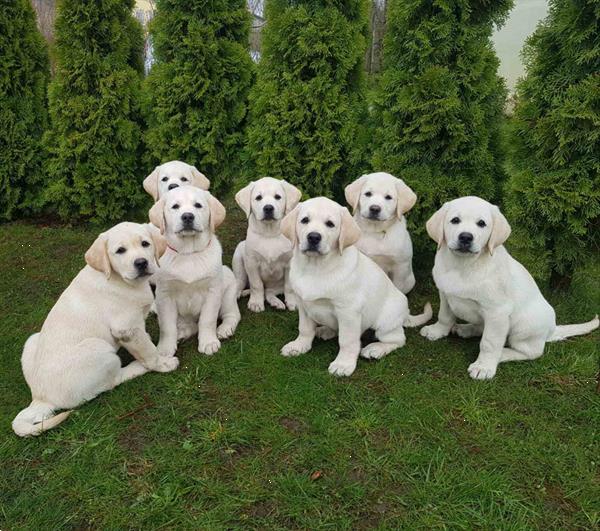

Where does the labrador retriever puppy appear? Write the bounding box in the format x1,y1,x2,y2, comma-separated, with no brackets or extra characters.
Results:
149,187,240,357
345,172,417,294
12,223,176,437
420,196,599,380
143,160,210,201
232,177,302,312
280,197,432,377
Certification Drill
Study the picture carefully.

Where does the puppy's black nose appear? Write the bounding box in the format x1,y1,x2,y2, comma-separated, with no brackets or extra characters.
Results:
369,205,381,216
307,232,321,246
168,183,179,190
134,258,148,270
263,204,275,216
181,212,195,224
458,232,473,245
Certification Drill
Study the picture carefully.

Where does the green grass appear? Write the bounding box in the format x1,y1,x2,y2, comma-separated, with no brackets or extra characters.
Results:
1,201,599,529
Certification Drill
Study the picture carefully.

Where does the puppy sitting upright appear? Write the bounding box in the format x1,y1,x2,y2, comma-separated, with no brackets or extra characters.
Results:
12,223,176,437
149,187,240,356
232,177,302,312
420,196,599,380
280,197,432,377
344,172,417,294
143,160,210,202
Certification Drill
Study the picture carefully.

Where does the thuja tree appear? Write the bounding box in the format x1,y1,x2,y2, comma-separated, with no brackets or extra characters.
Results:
372,0,512,254
144,0,254,195
505,0,600,284
0,0,49,220
246,0,370,198
44,0,145,222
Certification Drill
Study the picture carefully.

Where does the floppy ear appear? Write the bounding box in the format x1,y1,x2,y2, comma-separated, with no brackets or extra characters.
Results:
426,203,448,250
235,182,254,218
190,165,210,190
281,205,299,247
146,224,167,262
85,233,111,279
281,180,302,214
143,165,161,201
487,205,511,255
148,198,166,235
208,194,226,232
344,175,367,213
395,179,417,217
338,207,361,254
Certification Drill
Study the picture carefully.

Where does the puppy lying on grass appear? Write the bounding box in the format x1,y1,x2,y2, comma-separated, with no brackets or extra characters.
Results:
280,197,432,377
12,222,176,437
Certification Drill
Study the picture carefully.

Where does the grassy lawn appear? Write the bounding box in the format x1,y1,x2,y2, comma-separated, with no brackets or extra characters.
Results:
1,200,599,529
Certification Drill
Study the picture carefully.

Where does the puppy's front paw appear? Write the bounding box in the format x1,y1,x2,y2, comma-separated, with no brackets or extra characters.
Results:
158,341,177,358
267,296,286,311
281,339,311,357
468,359,497,380
217,321,237,340
316,326,336,341
285,294,297,311
150,355,179,373
198,338,221,356
248,297,265,313
328,357,357,377
420,323,450,341
452,324,481,339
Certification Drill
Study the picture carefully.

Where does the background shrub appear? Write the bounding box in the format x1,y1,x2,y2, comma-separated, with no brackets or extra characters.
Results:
505,0,600,284
246,0,369,198
0,0,49,221
372,0,512,255
143,0,254,195
44,0,145,223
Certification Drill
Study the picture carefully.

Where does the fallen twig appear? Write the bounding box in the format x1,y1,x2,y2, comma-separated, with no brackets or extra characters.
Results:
117,395,154,421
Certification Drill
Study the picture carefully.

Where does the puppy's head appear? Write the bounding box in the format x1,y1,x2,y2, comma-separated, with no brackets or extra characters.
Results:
235,177,302,222
345,172,417,222
148,187,225,238
85,222,166,282
143,160,210,201
281,197,361,257
426,196,511,257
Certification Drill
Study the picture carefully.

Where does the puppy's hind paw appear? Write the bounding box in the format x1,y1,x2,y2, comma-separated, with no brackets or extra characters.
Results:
315,326,336,341
267,296,286,311
150,355,179,373
420,323,450,341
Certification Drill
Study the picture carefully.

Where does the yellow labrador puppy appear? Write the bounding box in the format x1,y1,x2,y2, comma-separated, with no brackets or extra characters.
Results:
232,177,302,312
420,196,599,380
345,172,417,294
12,223,176,437
149,187,240,357
280,197,432,377
143,160,210,201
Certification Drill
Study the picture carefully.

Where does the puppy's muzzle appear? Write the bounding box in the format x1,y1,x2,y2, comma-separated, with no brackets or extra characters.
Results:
306,232,322,252
134,258,150,276
456,232,474,253
368,205,381,220
263,204,275,220
168,183,179,191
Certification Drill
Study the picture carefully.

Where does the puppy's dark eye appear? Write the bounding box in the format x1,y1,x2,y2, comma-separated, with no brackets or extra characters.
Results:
194,202,202,209
325,220,335,228
181,177,188,182
450,217,460,224
255,195,263,201
274,194,281,200
116,247,126,254
300,216,309,224
172,203,180,210
385,194,393,200
141,240,151,248
364,191,372,197
161,177,168,182
477,220,487,228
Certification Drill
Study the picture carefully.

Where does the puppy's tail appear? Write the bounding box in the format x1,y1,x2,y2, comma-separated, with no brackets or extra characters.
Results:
548,315,599,342
404,302,433,328
12,401,71,437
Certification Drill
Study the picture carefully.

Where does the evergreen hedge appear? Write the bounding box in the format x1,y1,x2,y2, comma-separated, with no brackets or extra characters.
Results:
372,0,512,254
0,0,49,220
505,0,600,283
44,0,145,223
246,0,369,198
143,0,254,195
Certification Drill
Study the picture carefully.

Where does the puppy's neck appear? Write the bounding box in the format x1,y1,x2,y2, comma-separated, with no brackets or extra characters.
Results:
355,213,399,234
248,214,282,238
166,230,212,254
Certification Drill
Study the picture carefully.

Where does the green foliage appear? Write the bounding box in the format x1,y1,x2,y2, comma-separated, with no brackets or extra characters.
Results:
0,0,49,220
372,0,511,254
143,0,254,195
505,0,600,283
44,0,145,223
246,0,369,198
